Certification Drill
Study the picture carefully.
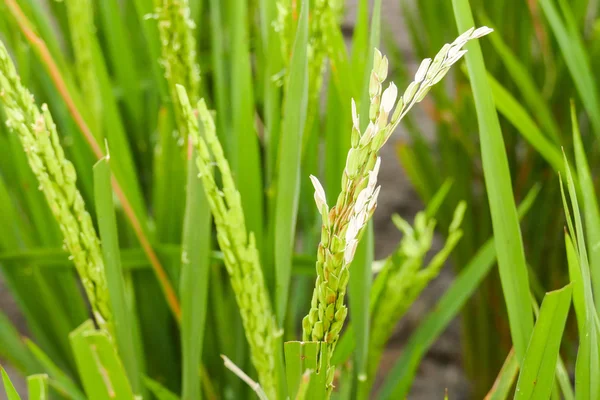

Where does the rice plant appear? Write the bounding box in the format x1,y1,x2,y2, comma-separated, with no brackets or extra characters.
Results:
0,0,598,399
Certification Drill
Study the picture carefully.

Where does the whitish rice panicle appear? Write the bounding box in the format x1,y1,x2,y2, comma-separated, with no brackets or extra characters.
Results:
176,86,278,400
301,27,492,393
0,41,113,333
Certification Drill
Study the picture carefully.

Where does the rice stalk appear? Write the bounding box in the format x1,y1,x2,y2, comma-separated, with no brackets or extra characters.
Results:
0,41,113,333
301,26,493,392
176,85,278,400
63,0,103,139
156,0,201,135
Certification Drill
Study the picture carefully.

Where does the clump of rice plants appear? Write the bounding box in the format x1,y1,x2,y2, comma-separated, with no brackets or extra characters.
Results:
0,0,597,399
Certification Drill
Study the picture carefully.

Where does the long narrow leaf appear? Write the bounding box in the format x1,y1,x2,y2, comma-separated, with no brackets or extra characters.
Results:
93,156,144,395
484,349,518,400
486,73,564,174
25,340,86,400
69,320,134,399
27,374,48,400
514,285,572,400
571,104,600,312
560,156,600,399
180,145,212,400
539,0,600,137
1,368,21,400
274,0,309,324
452,0,533,361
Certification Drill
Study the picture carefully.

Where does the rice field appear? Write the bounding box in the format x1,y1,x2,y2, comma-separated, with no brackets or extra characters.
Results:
0,0,598,399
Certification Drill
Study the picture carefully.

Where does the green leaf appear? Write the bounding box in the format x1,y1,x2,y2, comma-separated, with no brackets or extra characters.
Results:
452,0,534,362
93,156,144,395
0,311,38,375
0,176,74,369
284,342,328,399
96,0,144,132
144,377,181,400
515,284,572,400
1,367,22,400
530,292,575,400
152,106,187,248
69,320,134,400
27,374,48,400
350,0,370,81
571,103,600,312
486,73,564,174
560,154,600,400
0,247,316,275
274,0,309,324
258,0,283,186
482,17,561,143
229,0,264,252
25,339,86,400
180,146,212,400
539,0,600,137
485,349,518,400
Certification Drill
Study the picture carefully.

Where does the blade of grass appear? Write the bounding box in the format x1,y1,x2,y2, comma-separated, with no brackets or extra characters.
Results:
93,155,144,395
274,0,309,324
229,0,264,252
131,0,168,98
377,185,539,399
350,0,370,81
1,368,21,400
1,126,89,329
207,0,230,148
152,106,187,249
258,0,283,186
539,0,600,137
284,342,328,399
571,103,600,312
0,247,316,274
485,73,564,174
0,312,39,375
481,16,561,143
452,0,534,362
514,284,572,400
69,320,134,399
0,177,74,369
96,0,144,132
560,156,600,400
145,377,181,400
25,339,86,400
180,144,212,400
484,349,518,400
529,289,575,400
27,374,48,400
